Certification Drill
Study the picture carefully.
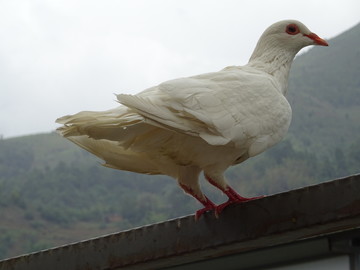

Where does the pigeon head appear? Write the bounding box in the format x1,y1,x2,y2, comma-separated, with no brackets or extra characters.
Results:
249,20,328,63
264,20,328,48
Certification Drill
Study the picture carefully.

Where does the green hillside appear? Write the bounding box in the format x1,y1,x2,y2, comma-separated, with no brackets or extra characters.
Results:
289,22,360,152
0,133,197,258
1,22,360,260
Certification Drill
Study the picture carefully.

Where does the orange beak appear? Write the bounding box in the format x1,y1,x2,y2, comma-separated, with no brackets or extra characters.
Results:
304,33,329,46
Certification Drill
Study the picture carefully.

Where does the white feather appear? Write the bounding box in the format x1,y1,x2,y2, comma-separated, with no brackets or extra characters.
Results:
56,20,327,202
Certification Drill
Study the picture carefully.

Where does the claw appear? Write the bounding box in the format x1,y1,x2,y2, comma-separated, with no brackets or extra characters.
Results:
215,194,265,217
181,177,264,220
179,183,217,220
215,199,234,217
204,174,265,217
195,204,216,220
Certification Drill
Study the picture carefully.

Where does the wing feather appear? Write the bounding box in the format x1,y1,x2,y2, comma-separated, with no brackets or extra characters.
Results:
117,67,283,146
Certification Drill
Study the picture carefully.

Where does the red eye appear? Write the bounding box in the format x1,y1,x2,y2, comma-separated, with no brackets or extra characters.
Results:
286,24,300,35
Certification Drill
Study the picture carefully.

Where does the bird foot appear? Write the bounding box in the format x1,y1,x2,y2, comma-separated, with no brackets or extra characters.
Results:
195,204,216,220
215,195,264,217
195,195,264,219
179,183,217,220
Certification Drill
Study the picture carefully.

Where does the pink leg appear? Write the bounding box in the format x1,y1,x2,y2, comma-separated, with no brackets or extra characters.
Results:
205,175,264,216
179,183,216,220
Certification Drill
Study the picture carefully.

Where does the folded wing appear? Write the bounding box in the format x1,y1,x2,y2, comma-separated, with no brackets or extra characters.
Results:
117,67,281,147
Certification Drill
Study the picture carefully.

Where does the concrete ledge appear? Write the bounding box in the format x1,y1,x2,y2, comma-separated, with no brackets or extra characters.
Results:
1,174,360,270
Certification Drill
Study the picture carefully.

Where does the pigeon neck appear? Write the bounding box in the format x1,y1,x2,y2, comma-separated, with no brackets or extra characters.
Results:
247,44,298,96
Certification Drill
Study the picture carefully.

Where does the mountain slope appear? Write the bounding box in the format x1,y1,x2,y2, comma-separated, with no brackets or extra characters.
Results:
288,22,360,151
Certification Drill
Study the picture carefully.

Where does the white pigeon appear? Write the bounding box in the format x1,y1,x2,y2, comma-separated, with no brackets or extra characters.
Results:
56,20,328,219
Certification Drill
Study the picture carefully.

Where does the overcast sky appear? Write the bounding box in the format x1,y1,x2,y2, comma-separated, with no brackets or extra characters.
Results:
1,0,359,138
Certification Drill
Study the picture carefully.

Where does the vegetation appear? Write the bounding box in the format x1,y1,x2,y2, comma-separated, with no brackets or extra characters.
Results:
0,23,359,260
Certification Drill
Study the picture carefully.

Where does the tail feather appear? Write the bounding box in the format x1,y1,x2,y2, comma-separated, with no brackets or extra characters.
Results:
66,135,163,174
56,106,179,176
56,107,144,140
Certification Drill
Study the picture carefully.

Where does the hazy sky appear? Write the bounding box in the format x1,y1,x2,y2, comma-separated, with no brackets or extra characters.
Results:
1,0,359,138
